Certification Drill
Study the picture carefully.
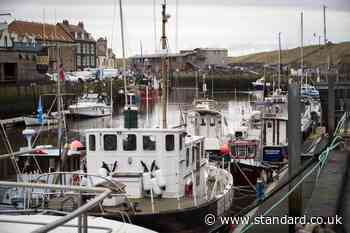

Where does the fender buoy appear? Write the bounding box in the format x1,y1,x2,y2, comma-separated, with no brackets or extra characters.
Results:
71,174,80,186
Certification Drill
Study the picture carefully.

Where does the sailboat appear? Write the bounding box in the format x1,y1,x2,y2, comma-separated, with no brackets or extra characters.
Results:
23,96,59,127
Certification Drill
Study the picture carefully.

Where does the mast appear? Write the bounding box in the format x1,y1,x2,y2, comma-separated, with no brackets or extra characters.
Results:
161,0,169,129
119,0,127,105
153,0,157,52
278,32,281,90
110,77,113,127
323,5,330,75
300,12,304,86
323,5,327,45
175,0,179,53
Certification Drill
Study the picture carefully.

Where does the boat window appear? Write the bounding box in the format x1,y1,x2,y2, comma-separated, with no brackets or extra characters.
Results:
200,118,206,126
267,121,272,128
235,131,243,139
237,145,247,157
104,134,117,151
123,134,137,151
166,135,175,151
179,134,183,150
143,135,156,151
192,147,195,163
186,148,190,167
201,141,204,158
89,135,96,151
210,118,215,126
248,145,256,157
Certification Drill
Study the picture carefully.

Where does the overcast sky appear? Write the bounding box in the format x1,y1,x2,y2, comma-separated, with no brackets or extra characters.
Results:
1,0,350,57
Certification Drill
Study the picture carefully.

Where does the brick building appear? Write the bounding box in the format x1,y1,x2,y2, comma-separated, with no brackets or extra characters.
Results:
8,20,76,73
59,20,96,70
0,20,75,84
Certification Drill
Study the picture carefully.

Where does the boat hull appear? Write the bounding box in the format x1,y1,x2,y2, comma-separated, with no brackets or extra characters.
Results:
101,189,234,233
23,116,58,127
67,106,112,118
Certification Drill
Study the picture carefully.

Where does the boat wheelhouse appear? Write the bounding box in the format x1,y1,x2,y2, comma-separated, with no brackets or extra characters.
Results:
84,127,234,232
251,77,270,91
185,98,225,152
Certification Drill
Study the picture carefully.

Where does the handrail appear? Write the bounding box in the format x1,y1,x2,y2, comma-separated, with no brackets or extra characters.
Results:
0,149,38,160
34,171,123,193
33,171,136,215
0,219,113,233
0,181,112,233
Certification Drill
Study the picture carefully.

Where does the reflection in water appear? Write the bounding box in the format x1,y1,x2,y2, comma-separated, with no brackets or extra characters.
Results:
0,88,253,154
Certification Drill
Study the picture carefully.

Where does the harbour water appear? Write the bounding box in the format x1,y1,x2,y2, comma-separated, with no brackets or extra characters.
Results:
0,88,253,159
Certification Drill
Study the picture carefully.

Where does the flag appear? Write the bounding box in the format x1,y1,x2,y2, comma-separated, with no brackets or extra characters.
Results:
36,96,44,124
58,64,65,81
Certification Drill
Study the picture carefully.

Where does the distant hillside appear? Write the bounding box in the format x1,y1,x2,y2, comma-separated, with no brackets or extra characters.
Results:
226,41,350,68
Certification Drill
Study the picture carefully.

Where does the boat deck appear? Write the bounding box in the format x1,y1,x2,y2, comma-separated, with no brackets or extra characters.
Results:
103,196,198,215
131,196,196,213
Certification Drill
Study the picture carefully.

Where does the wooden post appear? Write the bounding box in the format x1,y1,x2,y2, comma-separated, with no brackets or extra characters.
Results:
288,79,302,233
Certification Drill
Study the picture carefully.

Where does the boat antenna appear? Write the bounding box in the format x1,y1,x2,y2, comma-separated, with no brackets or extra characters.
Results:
119,0,128,105
278,32,281,90
300,12,304,86
161,0,169,128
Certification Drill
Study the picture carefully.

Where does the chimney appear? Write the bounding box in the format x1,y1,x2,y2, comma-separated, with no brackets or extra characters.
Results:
78,21,84,29
63,19,69,26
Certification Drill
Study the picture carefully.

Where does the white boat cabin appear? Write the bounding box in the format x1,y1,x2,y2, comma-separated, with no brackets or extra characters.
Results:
185,99,224,151
85,128,209,199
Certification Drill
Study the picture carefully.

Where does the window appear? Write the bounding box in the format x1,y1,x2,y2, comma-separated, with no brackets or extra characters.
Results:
123,134,137,151
91,57,95,66
192,147,195,164
186,148,190,167
267,121,272,128
4,36,8,47
90,44,95,54
179,134,183,150
143,135,156,151
201,141,204,158
200,118,206,126
248,145,256,157
210,118,215,126
77,44,81,54
165,135,175,151
89,135,96,151
77,55,81,66
104,134,117,151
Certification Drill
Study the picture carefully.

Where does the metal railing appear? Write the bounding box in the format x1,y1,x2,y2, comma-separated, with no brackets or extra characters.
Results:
0,181,112,233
